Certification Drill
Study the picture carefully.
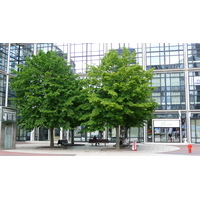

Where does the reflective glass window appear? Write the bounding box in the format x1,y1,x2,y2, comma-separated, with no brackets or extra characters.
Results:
146,43,184,70
0,74,6,106
166,97,171,104
188,43,200,68
189,71,200,109
170,56,180,64
151,72,185,110
151,44,160,47
160,57,165,64
170,46,179,51
151,57,159,65
151,52,159,56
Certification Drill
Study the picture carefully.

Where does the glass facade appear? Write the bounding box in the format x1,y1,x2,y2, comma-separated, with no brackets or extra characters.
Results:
0,43,8,71
0,74,6,106
54,43,142,73
146,43,184,70
188,43,200,68
0,44,8,107
152,72,185,110
3,43,200,143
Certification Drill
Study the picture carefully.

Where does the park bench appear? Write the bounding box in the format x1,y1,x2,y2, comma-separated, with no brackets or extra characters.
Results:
89,139,109,146
57,139,68,148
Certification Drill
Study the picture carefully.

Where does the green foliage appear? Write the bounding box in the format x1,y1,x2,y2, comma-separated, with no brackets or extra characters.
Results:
81,47,158,132
10,50,82,131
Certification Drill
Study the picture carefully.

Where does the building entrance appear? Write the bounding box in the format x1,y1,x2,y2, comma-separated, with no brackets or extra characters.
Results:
4,124,13,148
191,118,200,143
152,119,181,143
154,127,180,143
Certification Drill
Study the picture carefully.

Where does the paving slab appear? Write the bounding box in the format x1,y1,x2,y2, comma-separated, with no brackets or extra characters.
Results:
1,141,196,156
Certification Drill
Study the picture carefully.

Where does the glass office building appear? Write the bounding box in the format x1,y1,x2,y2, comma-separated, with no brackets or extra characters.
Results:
1,43,200,143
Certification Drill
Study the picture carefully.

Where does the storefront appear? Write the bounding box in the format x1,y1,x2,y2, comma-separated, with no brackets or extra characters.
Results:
190,113,200,143
152,119,182,143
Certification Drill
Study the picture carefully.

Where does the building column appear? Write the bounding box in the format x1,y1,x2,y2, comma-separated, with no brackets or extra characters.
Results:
31,131,35,141
65,130,69,141
60,127,63,140
48,129,50,140
179,111,183,143
143,124,148,143
183,43,191,143
67,43,71,64
30,128,35,141
33,43,37,55
104,127,108,139
142,43,147,142
142,43,147,70
186,112,191,143
152,120,155,143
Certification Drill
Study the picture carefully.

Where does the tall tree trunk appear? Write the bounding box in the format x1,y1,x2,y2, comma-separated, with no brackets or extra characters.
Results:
71,129,74,145
125,127,128,138
115,125,120,150
50,127,54,148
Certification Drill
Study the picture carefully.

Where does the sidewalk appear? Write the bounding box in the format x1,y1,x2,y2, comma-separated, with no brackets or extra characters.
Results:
1,141,197,156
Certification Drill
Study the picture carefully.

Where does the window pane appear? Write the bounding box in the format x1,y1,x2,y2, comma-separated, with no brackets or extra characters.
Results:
151,57,159,65
170,56,180,64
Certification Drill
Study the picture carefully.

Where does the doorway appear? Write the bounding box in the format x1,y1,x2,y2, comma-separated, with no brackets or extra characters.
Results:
152,119,181,143
4,124,13,148
154,127,180,143
191,118,200,143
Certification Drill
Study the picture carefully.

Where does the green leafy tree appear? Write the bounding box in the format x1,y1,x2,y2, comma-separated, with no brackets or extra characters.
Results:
10,50,81,148
67,78,90,145
81,48,158,149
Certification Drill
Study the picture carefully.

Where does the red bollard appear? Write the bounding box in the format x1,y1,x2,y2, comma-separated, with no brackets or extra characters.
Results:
187,144,192,153
132,141,137,151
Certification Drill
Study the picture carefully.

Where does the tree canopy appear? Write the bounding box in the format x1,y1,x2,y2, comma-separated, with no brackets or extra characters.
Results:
80,47,158,149
10,48,158,149
10,50,82,147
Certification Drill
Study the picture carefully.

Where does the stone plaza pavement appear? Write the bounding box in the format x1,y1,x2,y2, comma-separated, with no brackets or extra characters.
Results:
0,141,199,156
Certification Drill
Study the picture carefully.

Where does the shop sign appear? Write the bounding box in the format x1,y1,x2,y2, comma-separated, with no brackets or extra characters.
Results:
153,120,180,127
2,109,16,122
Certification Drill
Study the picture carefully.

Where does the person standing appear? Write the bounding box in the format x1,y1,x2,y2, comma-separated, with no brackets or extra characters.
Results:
93,135,99,146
